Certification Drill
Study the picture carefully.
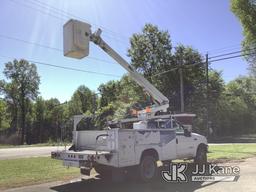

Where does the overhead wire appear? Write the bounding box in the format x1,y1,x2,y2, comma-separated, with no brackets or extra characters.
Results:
0,34,119,65
2,30,251,77
207,44,242,55
209,52,256,63
0,54,122,78
4,0,256,78
31,0,131,40
152,48,256,77
9,0,129,45
1,31,255,78
209,46,256,59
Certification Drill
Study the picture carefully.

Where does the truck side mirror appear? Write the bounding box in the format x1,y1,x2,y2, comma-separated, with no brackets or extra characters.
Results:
184,128,191,137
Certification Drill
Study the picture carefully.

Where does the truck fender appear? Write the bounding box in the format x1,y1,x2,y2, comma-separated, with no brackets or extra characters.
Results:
140,148,159,162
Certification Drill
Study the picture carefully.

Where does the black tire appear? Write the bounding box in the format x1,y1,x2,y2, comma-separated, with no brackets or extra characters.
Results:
94,165,111,178
95,165,125,182
194,145,207,164
139,155,157,182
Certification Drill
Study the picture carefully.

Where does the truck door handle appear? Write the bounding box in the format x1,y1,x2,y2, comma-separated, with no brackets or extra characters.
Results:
176,138,178,144
194,138,197,141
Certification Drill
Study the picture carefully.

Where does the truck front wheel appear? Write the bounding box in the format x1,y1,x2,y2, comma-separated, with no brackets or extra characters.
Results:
194,145,207,164
139,155,157,182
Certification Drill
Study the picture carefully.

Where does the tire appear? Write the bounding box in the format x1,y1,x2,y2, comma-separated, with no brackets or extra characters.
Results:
94,165,111,178
139,155,157,182
194,145,207,165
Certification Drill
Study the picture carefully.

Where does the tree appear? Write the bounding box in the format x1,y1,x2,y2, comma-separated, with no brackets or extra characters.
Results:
98,80,120,108
214,76,256,136
128,24,206,112
118,75,146,106
33,97,45,143
172,45,205,112
0,81,19,132
128,24,172,78
231,0,256,74
68,85,95,116
1,59,40,144
0,99,9,130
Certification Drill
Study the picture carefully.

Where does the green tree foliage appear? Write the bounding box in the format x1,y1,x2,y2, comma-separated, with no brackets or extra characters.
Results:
231,0,256,74
33,97,45,143
172,45,205,112
68,85,96,116
128,24,172,77
0,59,40,144
0,99,9,130
44,98,66,142
98,80,120,108
0,81,19,132
128,24,206,112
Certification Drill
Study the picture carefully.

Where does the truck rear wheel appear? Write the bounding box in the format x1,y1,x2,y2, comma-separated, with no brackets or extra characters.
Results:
139,155,157,182
95,165,125,182
94,165,111,178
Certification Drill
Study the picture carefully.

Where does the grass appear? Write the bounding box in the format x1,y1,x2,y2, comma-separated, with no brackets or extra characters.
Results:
1,144,256,189
0,143,71,149
208,143,256,161
0,144,14,149
0,157,79,189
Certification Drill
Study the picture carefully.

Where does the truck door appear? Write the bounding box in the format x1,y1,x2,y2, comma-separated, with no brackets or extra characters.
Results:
174,121,195,158
160,120,177,161
118,130,135,167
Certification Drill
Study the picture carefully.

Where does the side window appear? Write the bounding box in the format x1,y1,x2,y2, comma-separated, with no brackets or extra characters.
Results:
164,120,172,129
148,121,157,129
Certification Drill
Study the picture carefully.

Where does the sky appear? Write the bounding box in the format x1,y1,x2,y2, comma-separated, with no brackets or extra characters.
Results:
0,0,248,102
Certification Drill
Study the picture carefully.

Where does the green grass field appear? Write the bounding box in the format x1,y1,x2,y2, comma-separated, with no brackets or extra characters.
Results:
0,144,256,189
0,157,79,189
208,143,256,161
0,143,71,149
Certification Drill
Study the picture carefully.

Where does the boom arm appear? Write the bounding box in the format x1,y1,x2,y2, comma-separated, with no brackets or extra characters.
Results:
90,29,169,114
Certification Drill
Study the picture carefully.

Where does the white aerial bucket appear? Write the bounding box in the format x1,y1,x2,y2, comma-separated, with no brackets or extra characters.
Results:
63,19,91,59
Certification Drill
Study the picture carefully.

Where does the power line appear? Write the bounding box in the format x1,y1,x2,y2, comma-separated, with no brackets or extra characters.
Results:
0,34,119,65
9,0,129,45
207,43,242,54
0,34,61,51
9,0,64,20
209,52,256,63
207,42,256,55
2,31,255,78
209,47,256,59
31,0,131,40
152,50,256,77
3,0,256,79
0,55,122,78
152,60,206,77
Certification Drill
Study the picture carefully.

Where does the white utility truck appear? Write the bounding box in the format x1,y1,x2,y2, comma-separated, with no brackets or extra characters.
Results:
51,19,208,182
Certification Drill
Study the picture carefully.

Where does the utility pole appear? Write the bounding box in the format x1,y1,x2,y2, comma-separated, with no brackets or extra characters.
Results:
179,59,184,113
205,53,209,138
